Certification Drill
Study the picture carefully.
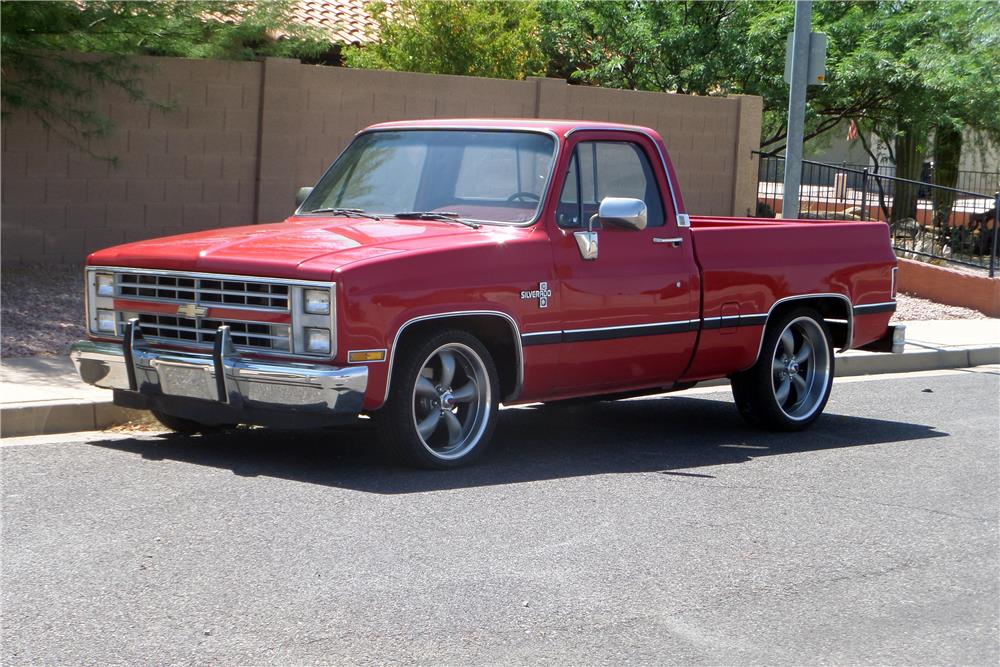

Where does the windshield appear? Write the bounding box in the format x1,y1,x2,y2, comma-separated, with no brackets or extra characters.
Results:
299,130,556,225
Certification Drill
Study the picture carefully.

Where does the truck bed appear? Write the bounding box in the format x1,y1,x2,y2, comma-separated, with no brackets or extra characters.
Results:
681,216,897,381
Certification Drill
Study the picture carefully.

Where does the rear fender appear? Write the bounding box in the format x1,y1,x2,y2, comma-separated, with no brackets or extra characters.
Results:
749,293,854,367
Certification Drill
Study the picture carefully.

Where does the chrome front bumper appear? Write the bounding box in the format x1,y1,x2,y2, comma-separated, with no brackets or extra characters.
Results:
70,322,367,420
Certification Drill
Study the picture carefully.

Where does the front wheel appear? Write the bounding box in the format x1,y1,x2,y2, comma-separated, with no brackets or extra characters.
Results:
730,308,834,431
374,329,500,469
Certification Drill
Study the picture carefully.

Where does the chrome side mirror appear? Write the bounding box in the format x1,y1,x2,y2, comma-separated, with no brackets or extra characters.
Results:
573,230,599,260
295,186,313,208
599,197,647,231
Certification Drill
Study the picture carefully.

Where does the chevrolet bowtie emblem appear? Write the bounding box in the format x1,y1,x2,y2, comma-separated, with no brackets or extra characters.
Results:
177,303,208,318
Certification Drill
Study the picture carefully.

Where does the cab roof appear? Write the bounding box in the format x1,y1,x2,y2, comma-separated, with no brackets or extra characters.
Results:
363,118,659,138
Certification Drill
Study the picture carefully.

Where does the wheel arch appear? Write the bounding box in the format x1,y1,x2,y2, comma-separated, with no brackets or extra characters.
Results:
382,311,523,407
751,293,853,365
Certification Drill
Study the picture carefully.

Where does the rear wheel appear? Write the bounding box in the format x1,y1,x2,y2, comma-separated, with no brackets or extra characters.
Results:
731,308,834,431
374,329,499,469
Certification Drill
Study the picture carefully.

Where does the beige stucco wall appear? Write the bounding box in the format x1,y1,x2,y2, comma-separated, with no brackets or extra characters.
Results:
1,56,761,265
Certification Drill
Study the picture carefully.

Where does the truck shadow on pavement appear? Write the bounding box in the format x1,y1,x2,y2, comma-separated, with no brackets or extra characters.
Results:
88,392,948,494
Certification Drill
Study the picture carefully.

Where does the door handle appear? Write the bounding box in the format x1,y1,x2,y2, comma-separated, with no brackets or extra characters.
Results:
653,237,683,247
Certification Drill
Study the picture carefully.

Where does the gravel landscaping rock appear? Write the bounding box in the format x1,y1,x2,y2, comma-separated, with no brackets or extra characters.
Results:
2,264,85,358
892,292,988,322
0,264,990,358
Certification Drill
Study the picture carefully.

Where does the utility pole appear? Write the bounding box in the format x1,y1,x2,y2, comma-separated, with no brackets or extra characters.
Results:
782,0,812,219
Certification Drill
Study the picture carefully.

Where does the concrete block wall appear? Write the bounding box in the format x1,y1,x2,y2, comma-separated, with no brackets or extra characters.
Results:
2,56,263,265
1,55,761,265
254,60,539,225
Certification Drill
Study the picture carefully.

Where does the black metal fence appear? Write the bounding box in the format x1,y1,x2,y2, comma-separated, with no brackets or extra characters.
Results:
758,156,1000,197
755,154,999,277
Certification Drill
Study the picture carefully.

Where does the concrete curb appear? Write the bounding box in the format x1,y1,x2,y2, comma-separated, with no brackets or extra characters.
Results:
837,346,1000,377
2,346,998,439
1,401,145,439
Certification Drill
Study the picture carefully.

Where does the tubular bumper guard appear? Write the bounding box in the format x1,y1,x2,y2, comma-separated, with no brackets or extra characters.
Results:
70,320,367,417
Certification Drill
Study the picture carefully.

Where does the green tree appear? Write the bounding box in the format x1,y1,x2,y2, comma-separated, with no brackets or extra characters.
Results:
1,0,326,157
344,0,544,80
539,1,900,153
542,0,763,95
539,0,1000,222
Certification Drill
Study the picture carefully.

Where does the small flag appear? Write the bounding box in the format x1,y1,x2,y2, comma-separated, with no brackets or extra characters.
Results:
847,119,859,141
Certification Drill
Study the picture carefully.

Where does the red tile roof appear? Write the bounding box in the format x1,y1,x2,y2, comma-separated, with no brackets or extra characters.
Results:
290,0,386,45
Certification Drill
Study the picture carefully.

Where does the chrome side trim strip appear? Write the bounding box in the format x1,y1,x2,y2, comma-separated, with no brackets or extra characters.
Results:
700,313,767,330
564,319,697,343
567,319,700,334
852,301,897,315
740,314,769,326
383,310,524,405
520,318,701,346
520,330,563,346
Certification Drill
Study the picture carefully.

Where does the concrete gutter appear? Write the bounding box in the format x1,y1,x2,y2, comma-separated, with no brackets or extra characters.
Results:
2,319,998,438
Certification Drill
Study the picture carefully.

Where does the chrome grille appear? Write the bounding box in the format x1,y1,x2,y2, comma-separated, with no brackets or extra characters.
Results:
119,314,291,352
117,274,289,311
89,267,336,358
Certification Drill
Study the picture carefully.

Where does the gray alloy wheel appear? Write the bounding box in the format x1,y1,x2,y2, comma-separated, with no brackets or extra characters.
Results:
374,329,500,469
769,316,833,422
411,342,493,461
730,307,834,431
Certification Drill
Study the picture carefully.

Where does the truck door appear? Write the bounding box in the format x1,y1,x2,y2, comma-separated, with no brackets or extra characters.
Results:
546,131,700,392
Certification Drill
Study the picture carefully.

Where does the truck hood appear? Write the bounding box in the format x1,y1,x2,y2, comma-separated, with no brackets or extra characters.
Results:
87,216,491,280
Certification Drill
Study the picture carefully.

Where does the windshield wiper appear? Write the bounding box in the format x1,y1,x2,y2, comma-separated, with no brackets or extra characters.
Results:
303,207,381,220
392,211,481,229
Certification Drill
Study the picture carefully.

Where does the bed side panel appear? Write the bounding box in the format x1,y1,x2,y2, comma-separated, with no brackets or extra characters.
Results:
683,221,896,380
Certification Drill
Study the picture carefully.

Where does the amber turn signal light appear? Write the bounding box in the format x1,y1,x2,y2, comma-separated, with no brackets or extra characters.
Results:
348,350,386,363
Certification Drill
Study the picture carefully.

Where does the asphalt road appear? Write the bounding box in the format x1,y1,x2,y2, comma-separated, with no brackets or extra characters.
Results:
2,368,998,666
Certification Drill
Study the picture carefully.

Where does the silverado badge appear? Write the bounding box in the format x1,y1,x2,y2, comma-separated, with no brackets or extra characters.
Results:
177,303,208,318
520,281,552,309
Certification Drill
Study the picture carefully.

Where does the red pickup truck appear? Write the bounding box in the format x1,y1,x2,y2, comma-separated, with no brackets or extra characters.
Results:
72,119,903,467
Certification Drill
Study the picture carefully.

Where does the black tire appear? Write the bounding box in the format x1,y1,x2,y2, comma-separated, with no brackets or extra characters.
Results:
374,329,500,469
151,409,232,435
730,307,834,431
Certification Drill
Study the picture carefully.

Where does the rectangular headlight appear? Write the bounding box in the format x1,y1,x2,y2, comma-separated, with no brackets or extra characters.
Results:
304,289,330,315
96,309,116,333
304,327,330,354
96,273,115,297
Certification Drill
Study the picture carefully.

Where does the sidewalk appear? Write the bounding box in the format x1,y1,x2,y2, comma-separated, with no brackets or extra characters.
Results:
2,319,998,438
0,356,145,438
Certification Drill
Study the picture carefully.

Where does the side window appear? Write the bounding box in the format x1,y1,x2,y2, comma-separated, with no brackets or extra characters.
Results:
557,140,666,228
